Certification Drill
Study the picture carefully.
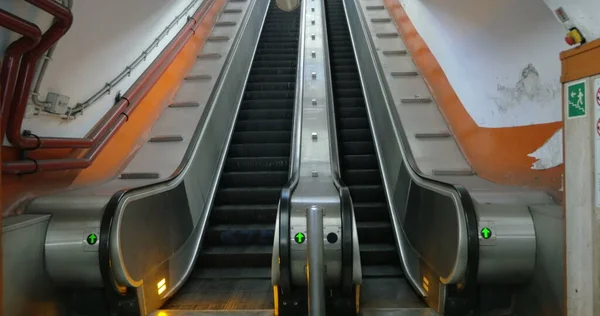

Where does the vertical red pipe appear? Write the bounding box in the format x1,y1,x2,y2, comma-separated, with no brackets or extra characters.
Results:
0,10,41,139
5,0,73,149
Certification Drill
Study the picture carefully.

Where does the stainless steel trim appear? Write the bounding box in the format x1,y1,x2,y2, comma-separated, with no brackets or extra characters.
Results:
288,0,307,182
307,206,326,316
342,0,469,287
109,0,268,290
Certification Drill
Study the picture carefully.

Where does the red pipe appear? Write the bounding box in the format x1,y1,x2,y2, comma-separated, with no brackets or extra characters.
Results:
0,10,42,138
2,1,213,174
5,0,74,149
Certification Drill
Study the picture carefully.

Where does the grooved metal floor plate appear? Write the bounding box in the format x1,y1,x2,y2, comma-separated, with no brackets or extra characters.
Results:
360,278,425,310
162,278,274,311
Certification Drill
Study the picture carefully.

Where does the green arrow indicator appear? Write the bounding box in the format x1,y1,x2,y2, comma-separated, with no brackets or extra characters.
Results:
87,233,98,245
481,227,492,240
294,232,306,244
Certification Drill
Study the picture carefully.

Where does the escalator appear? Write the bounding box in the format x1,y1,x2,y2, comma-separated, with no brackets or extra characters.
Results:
324,0,425,310
163,2,300,311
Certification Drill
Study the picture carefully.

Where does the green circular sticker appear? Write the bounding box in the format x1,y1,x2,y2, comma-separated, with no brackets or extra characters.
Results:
86,233,98,245
294,232,306,244
480,227,492,240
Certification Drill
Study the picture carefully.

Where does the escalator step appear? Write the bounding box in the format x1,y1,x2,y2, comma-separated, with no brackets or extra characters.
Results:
228,143,290,157
211,204,278,225
342,169,380,185
347,185,385,203
205,224,275,246
339,117,369,129
215,187,282,205
362,265,403,278
343,155,378,170
359,243,399,266
245,82,295,92
335,97,366,107
193,267,271,279
353,203,389,222
224,157,289,172
338,106,367,118
231,131,292,144
220,171,288,187
244,90,295,100
357,222,394,244
339,129,373,142
241,99,295,110
247,74,296,83
197,245,272,268
235,119,293,132
342,141,375,155
238,109,293,120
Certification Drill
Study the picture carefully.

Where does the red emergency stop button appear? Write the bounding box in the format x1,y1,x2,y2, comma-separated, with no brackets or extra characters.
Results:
565,28,584,46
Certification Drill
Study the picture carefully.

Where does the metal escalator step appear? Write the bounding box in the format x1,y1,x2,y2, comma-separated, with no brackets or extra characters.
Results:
237,109,293,120
215,187,282,205
245,82,295,92
342,141,375,155
357,222,394,244
224,157,289,172
247,74,296,83
332,72,359,81
335,80,362,89
359,243,399,266
250,66,296,76
253,53,298,61
228,143,290,157
335,97,365,107
198,245,272,268
205,224,275,246
332,65,358,73
192,267,271,279
353,203,389,222
362,265,403,278
251,60,297,68
334,88,364,98
339,117,369,129
220,171,289,187
342,169,380,185
235,119,293,132
255,48,298,55
339,129,373,142
243,90,295,100
241,99,295,110
347,185,385,203
338,106,367,118
231,131,292,144
211,204,278,225
343,154,378,170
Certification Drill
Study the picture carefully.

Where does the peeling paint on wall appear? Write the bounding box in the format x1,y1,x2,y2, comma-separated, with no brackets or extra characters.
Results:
528,128,563,170
399,0,568,128
493,64,561,116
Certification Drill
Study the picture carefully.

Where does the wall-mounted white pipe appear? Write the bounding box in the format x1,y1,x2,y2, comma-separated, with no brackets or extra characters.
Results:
31,0,72,110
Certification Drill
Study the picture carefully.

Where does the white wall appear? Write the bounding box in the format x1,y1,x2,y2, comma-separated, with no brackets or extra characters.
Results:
543,0,600,42
0,0,204,139
400,0,569,128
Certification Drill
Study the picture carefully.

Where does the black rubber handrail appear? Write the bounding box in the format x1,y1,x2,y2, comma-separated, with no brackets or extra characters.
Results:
277,0,305,296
